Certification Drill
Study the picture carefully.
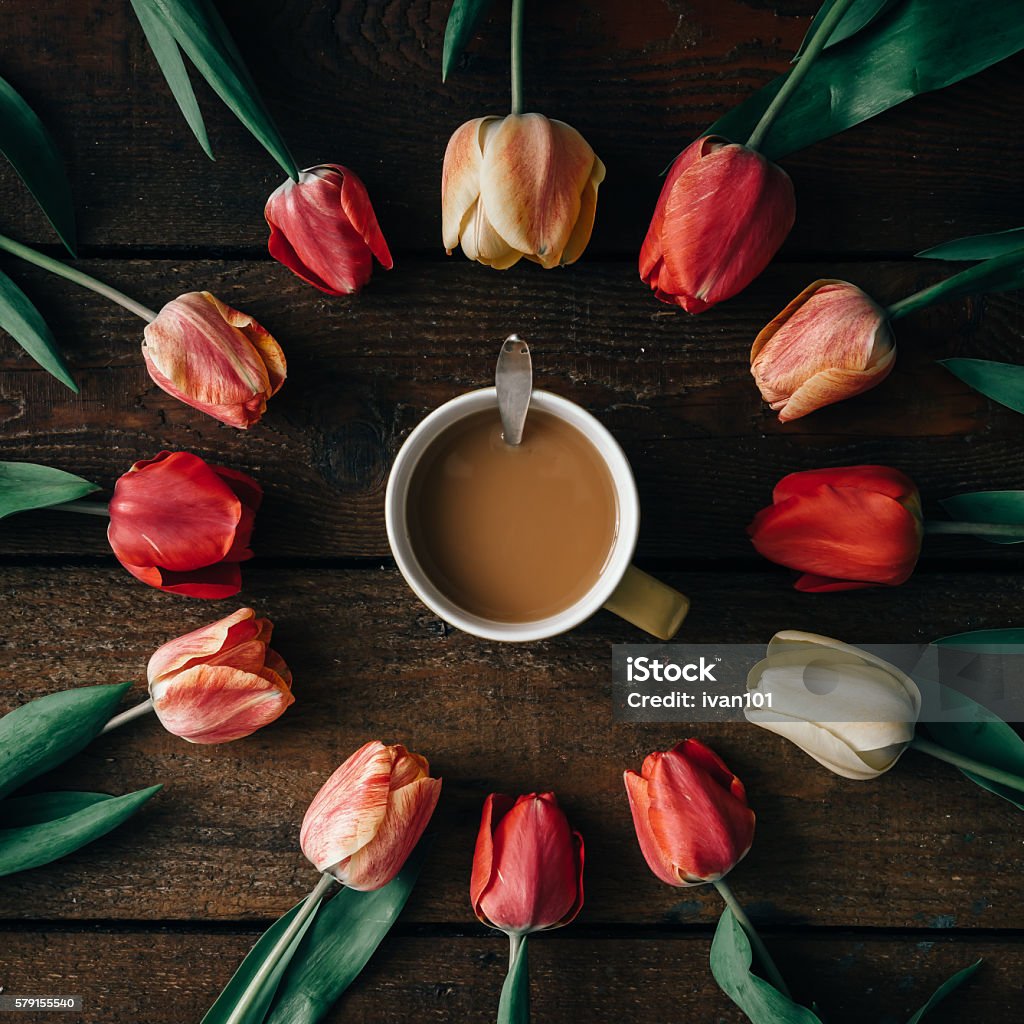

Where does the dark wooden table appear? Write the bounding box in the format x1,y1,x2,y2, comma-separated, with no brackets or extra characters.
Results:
1,2,1022,1021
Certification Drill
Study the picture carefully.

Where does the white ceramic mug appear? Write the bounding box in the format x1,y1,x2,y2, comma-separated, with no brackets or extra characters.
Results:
385,387,689,642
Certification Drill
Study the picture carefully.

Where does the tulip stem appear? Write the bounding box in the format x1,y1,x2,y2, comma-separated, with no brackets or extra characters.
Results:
100,698,155,735
49,500,112,517
924,520,1024,541
0,233,158,322
712,879,792,998
911,736,1024,794
510,0,525,115
746,0,858,152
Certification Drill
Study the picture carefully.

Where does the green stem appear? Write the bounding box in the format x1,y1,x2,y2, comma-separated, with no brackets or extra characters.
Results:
911,736,1024,793
746,0,858,151
924,520,1024,540
510,0,525,115
712,878,791,998
0,233,158,322
223,871,335,1024
101,698,155,735
49,500,111,517
508,930,523,971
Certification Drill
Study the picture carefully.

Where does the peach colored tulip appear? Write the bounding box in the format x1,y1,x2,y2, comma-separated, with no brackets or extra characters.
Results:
147,608,293,743
751,279,895,422
142,291,286,429
300,741,441,891
442,113,605,269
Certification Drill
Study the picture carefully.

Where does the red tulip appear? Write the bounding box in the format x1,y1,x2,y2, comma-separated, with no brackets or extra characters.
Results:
624,739,754,886
748,465,923,591
300,740,441,891
107,451,261,599
147,608,293,743
471,792,584,934
265,164,393,295
143,291,286,429
640,136,795,313
751,280,895,422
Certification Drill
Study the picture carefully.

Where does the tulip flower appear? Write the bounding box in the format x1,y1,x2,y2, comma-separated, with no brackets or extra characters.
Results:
639,136,795,313
745,631,922,779
750,280,895,422
748,465,923,592
300,740,442,891
265,164,393,295
107,451,262,598
624,739,754,886
442,113,605,269
142,291,286,429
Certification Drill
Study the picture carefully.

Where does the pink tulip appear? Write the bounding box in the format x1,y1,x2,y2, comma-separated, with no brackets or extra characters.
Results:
300,741,441,891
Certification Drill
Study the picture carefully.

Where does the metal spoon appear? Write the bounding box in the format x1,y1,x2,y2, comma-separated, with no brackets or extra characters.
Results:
495,335,532,446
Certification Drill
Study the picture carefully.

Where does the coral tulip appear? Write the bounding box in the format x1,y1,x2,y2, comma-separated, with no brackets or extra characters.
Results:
143,291,286,429
107,451,262,598
442,113,605,269
748,465,923,592
265,164,393,295
300,740,441,891
146,607,293,743
624,739,755,886
746,631,921,780
640,136,795,313
751,280,895,422
471,792,584,933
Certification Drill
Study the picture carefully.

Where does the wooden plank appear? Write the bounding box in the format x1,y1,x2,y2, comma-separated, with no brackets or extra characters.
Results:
1,566,1021,927
0,259,1021,562
0,929,1018,1024
0,2,1020,253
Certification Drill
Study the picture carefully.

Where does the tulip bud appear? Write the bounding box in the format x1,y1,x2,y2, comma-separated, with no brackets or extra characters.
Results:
746,631,922,779
471,792,584,934
300,740,441,891
747,465,923,592
640,136,795,313
107,451,262,599
624,739,755,886
142,291,285,430
146,607,293,744
750,280,895,422
265,164,393,295
442,113,605,270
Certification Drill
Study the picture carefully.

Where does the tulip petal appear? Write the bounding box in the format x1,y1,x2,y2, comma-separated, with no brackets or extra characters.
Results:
470,792,516,920
150,663,294,744
776,353,896,422
442,117,496,254
338,166,394,271
387,746,431,790
771,465,918,506
147,607,260,683
117,559,244,599
624,769,682,887
460,198,523,269
559,163,604,267
673,739,748,805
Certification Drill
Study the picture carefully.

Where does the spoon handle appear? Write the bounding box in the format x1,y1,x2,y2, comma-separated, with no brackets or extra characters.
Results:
495,335,533,446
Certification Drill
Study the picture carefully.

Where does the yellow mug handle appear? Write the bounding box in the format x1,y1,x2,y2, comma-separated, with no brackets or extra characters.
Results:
603,565,690,640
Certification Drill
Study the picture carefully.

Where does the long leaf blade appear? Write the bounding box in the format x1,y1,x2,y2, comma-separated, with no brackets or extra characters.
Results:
792,0,900,61
0,682,131,800
918,227,1024,261
442,0,496,81
906,960,982,1024
130,0,213,158
709,0,1024,160
0,785,161,877
0,74,76,255
0,268,77,390
0,461,99,519
940,491,1024,545
1,790,110,827
941,358,1024,416
265,841,430,1024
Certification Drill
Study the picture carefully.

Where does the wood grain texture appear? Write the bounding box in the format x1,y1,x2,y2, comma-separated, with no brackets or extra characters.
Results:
1,566,1022,928
0,1,1020,254
0,929,1017,1024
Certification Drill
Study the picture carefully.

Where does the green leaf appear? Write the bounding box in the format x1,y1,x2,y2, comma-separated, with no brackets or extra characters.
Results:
1,790,110,827
266,841,430,1024
0,269,77,390
937,627,1024,646
940,491,1024,545
0,682,131,800
0,785,161,877
497,935,530,1024
918,227,1024,261
135,0,297,179
130,0,212,159
906,960,982,1024
0,461,99,519
709,908,824,1024
941,359,1024,416
792,0,900,61
708,0,1024,160
442,0,496,81
0,74,76,255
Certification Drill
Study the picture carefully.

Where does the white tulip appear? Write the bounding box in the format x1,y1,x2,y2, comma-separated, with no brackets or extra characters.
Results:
745,630,921,780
